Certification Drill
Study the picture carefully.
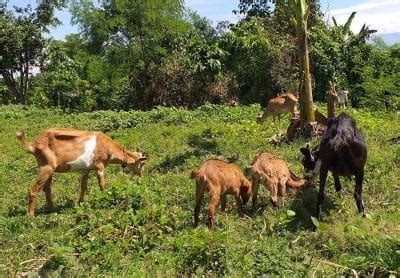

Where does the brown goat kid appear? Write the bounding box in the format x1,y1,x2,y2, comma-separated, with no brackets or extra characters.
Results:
247,152,309,210
16,129,149,216
257,93,298,123
191,159,252,230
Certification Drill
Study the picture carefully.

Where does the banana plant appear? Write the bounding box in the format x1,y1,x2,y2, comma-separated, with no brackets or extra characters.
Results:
289,0,315,126
333,11,356,37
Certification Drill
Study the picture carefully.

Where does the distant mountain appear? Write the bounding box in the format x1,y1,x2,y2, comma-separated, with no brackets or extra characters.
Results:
374,32,400,46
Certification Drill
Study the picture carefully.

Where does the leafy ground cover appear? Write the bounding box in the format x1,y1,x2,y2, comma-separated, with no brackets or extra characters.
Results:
0,105,399,276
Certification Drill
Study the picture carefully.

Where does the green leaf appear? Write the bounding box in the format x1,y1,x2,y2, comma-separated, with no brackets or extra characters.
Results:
286,210,296,217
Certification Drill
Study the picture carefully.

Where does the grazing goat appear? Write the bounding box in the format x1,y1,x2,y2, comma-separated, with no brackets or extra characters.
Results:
16,129,149,216
191,159,252,230
336,90,349,109
247,152,309,211
300,113,367,220
257,93,298,123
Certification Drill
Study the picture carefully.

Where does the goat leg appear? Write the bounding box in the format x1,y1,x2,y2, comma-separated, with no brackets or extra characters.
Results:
207,193,220,230
79,171,89,203
333,174,342,193
28,165,54,216
235,195,243,218
95,163,106,190
270,183,279,209
220,195,227,212
43,175,54,212
194,182,204,227
354,170,365,217
251,177,260,213
317,167,328,220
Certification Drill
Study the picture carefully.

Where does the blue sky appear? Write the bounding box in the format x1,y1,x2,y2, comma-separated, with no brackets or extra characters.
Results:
7,0,400,40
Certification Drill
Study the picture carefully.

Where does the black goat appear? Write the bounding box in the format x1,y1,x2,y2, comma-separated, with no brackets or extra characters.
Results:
300,113,367,220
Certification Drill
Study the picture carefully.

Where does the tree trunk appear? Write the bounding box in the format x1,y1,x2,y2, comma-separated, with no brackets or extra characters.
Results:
0,70,22,103
22,54,30,105
20,54,25,104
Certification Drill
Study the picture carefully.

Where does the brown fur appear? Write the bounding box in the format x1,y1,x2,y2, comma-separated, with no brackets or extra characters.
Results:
191,159,252,230
314,107,328,126
16,128,149,216
257,93,298,123
247,152,309,210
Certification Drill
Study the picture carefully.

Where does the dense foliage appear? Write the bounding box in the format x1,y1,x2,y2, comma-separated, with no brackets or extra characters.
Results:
1,0,399,110
0,105,398,275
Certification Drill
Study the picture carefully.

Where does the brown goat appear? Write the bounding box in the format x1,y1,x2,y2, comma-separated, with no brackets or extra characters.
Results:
16,129,149,216
247,152,309,210
257,93,298,123
191,159,252,230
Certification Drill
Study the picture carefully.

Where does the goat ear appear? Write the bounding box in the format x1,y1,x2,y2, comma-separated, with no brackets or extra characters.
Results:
300,147,310,156
138,157,149,163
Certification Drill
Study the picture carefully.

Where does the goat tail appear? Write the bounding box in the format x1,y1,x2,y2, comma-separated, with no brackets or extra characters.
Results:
15,130,35,153
287,170,310,189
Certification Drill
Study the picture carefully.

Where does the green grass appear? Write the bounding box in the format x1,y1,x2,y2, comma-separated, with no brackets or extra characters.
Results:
0,104,399,276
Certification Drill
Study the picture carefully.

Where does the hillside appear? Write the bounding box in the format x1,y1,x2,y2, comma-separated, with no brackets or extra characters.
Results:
378,32,400,46
0,105,399,276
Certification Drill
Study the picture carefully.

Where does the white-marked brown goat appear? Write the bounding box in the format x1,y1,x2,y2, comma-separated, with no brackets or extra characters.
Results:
16,129,148,216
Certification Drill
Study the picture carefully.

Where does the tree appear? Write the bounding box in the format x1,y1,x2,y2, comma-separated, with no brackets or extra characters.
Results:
34,40,95,111
71,0,191,109
235,0,273,18
0,1,63,104
242,0,315,127
332,12,376,87
239,0,319,128
219,18,286,104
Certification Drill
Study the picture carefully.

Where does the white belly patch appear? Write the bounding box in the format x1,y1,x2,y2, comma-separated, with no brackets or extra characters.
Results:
68,136,97,171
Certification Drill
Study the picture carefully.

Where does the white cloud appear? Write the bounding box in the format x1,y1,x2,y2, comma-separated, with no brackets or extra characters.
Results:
329,0,400,34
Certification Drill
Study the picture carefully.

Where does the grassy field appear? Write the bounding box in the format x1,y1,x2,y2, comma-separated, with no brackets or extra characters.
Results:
0,104,399,276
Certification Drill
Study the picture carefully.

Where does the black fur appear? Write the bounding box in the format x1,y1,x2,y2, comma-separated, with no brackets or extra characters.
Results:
300,113,367,220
